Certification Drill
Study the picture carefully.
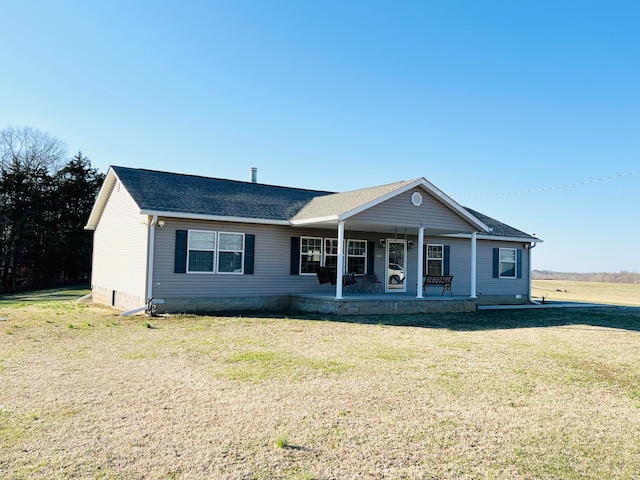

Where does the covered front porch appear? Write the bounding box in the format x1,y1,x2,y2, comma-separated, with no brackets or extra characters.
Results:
291,292,477,315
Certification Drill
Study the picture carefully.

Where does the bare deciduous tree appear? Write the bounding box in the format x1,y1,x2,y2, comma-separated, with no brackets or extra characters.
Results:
0,126,68,291
0,125,67,172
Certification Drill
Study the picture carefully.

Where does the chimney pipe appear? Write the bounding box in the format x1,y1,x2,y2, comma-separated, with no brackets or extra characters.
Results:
250,167,257,183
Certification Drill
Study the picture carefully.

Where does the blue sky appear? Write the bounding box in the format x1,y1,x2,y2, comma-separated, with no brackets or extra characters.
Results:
2,1,639,273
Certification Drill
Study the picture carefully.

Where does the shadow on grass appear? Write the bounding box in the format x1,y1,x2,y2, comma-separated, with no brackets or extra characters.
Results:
303,307,640,332
220,306,640,333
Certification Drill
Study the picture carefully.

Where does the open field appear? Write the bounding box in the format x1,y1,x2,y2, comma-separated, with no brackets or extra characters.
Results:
533,279,640,306
1,290,640,479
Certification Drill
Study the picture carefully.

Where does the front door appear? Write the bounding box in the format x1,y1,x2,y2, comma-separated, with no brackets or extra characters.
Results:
386,239,406,292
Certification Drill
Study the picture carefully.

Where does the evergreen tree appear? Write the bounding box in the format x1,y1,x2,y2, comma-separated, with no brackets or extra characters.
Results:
51,152,105,284
0,126,104,292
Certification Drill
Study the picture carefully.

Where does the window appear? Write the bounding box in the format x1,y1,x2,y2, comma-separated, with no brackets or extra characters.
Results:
187,230,216,273
218,232,244,274
499,248,517,278
299,236,368,274
427,244,443,276
300,237,322,274
182,230,248,274
347,240,366,274
324,238,338,271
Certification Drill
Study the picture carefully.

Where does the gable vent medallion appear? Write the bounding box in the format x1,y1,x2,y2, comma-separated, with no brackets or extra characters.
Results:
411,192,423,206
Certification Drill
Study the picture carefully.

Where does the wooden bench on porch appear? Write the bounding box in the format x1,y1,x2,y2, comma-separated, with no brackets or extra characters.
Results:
422,275,454,297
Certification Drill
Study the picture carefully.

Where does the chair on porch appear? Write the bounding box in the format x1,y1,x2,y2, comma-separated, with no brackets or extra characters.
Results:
364,272,383,293
343,273,358,292
316,267,335,285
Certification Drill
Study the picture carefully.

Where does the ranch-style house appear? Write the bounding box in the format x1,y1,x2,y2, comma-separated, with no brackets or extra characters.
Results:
85,166,542,315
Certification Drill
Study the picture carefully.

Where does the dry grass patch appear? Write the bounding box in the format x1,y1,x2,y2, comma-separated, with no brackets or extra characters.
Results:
533,279,640,306
1,290,640,479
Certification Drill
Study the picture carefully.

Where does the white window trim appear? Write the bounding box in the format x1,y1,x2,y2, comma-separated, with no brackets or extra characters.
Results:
426,243,444,276
346,239,367,274
499,247,517,279
187,229,216,274
185,229,247,275
300,236,368,275
300,236,323,275
217,231,245,275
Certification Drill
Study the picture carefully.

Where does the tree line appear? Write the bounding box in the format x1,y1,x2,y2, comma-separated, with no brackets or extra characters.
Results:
533,270,640,284
0,126,104,293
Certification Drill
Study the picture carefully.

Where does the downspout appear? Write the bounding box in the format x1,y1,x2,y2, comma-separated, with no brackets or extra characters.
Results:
527,241,537,303
122,215,157,317
146,215,158,304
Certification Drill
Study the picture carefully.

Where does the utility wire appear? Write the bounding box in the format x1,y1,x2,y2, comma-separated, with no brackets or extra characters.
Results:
459,169,640,198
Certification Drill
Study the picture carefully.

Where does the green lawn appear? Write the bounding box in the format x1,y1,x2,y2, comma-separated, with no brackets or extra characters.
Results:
1,289,639,479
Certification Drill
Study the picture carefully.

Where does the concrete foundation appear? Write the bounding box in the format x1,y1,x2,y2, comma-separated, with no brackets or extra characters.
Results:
93,291,532,316
291,294,476,315
156,295,291,314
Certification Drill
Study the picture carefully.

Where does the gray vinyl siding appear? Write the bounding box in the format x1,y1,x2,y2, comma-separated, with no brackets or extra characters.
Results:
353,188,477,233
150,220,483,299
476,240,530,297
91,180,149,309
152,220,397,298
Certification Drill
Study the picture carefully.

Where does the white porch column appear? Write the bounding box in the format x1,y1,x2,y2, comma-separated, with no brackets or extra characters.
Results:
336,221,345,299
416,227,425,298
470,231,477,299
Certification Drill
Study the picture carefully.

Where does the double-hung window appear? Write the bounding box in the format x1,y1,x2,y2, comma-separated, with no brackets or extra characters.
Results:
300,237,322,274
299,236,367,274
347,240,366,274
187,230,216,273
427,244,444,276
218,232,245,273
499,248,517,278
184,230,245,274
324,239,338,271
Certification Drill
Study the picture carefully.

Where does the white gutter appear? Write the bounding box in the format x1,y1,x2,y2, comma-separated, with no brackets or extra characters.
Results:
445,233,543,244
146,215,158,303
139,210,290,226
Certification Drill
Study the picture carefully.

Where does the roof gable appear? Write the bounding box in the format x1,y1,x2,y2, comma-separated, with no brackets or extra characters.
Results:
86,166,538,241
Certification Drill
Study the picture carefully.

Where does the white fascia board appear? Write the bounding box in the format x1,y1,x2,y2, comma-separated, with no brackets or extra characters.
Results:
290,215,340,226
445,233,544,243
340,178,491,233
84,167,118,230
339,179,425,219
416,179,491,233
139,210,291,226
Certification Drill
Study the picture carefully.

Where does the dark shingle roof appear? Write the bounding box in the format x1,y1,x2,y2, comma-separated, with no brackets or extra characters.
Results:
464,207,537,240
112,166,333,221
109,166,537,240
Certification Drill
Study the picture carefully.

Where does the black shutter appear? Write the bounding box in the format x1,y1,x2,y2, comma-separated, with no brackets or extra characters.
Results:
517,249,523,279
423,245,427,273
444,245,450,275
290,237,300,275
174,230,188,273
367,241,375,274
244,234,255,274
492,248,499,278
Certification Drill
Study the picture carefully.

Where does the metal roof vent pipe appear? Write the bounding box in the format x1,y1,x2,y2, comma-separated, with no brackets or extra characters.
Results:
250,167,258,183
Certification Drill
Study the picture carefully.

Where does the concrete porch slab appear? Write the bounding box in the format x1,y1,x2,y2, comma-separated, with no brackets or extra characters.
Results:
291,293,477,315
